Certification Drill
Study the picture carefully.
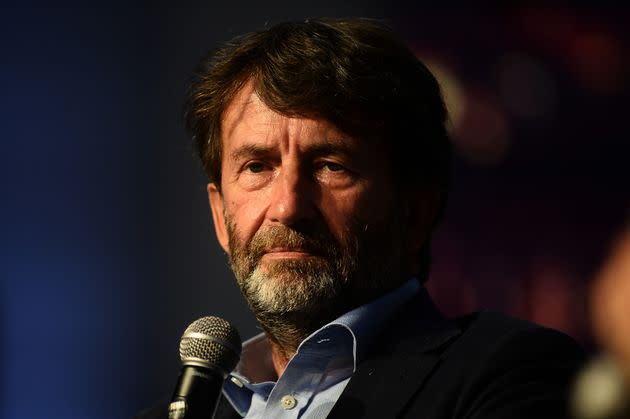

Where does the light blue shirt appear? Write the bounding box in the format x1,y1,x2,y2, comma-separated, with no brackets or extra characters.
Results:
222,279,421,418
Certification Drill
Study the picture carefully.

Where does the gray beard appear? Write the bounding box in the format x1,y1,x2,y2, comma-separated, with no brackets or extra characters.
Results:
225,216,404,355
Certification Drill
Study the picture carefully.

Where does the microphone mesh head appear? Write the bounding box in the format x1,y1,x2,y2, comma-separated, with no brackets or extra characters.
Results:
179,316,242,376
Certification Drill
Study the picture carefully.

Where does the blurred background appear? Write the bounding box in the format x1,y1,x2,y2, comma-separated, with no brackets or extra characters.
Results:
1,3,628,418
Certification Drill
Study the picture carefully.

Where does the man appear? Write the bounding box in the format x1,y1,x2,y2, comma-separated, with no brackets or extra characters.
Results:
139,18,585,418
571,218,630,419
591,219,630,380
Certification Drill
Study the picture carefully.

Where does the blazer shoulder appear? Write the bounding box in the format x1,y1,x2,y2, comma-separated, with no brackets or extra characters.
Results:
429,311,587,419
455,310,552,336
451,310,585,357
392,310,588,419
444,310,586,372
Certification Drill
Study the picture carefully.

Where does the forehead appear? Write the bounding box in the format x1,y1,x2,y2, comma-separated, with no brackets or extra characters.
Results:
220,81,351,150
221,81,264,141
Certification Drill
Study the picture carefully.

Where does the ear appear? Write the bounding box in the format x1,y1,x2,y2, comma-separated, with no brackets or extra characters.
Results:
208,183,230,254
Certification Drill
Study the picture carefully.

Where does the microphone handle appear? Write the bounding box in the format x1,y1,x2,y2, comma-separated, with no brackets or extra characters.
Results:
169,365,224,419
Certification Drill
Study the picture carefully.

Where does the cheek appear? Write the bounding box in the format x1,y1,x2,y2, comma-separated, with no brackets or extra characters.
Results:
355,180,396,214
321,186,394,234
223,190,269,241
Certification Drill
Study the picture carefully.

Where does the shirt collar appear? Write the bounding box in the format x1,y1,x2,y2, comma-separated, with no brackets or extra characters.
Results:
328,278,420,363
232,278,420,382
223,279,421,415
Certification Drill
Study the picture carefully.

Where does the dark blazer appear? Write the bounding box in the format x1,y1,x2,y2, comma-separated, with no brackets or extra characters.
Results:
136,289,585,419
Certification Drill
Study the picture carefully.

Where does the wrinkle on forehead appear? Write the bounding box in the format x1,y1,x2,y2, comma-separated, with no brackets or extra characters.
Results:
221,81,343,152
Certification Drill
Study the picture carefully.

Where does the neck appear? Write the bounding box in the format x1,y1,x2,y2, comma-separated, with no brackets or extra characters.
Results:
262,322,308,378
257,288,392,377
258,311,331,377
270,342,292,377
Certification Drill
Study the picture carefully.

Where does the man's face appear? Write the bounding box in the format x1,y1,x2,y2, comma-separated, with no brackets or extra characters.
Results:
208,82,414,326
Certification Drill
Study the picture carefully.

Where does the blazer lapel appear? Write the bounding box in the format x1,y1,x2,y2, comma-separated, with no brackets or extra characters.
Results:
328,288,460,419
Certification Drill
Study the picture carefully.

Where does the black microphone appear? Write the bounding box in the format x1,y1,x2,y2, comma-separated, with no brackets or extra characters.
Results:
169,316,242,419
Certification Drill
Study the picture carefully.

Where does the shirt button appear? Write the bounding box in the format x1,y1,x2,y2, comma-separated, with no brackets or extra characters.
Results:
230,377,244,388
280,395,297,410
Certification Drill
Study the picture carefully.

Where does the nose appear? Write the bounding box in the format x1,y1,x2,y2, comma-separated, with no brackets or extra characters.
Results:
267,162,316,226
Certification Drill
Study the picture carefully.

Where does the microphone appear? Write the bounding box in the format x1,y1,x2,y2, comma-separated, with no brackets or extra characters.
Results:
169,316,242,419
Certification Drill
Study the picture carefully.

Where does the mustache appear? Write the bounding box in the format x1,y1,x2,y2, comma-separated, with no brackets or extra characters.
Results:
247,225,339,260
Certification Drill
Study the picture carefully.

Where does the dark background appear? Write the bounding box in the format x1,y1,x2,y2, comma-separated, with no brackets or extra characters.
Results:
1,3,628,418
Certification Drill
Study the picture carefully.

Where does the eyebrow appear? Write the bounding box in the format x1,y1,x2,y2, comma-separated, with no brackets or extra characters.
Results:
306,141,355,157
229,140,355,163
229,144,272,163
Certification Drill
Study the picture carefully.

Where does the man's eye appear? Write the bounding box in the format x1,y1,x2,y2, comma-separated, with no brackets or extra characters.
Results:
322,162,344,172
244,162,265,173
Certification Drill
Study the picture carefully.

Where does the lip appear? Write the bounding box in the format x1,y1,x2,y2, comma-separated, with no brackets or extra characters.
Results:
263,248,319,259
